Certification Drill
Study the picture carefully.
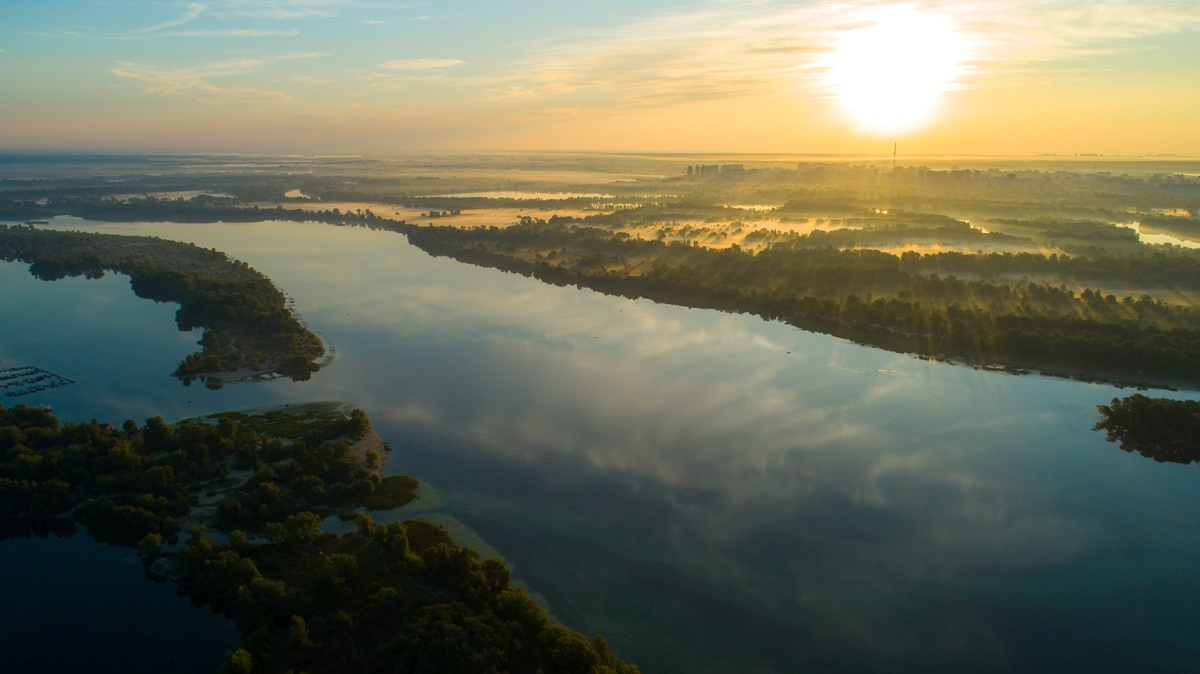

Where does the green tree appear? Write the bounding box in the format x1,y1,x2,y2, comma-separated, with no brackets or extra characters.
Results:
138,532,164,561
289,614,313,650
219,648,253,674
347,408,369,439
265,511,322,545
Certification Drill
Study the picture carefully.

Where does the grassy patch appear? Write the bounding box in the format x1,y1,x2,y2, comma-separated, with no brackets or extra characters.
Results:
362,475,419,510
207,402,349,441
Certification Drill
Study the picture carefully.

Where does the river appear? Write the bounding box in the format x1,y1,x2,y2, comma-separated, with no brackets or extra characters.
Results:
2,217,1199,673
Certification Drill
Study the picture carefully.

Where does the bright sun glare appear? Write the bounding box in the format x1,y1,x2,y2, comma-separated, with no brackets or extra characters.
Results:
823,6,970,136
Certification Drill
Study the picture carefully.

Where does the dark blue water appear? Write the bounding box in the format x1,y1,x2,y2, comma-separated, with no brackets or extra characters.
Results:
0,533,238,673
3,217,1200,673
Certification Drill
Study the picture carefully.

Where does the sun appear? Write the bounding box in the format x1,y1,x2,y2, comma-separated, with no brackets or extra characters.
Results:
822,6,971,136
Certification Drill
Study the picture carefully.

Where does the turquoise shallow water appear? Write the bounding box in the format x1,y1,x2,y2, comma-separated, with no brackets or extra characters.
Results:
3,217,1200,673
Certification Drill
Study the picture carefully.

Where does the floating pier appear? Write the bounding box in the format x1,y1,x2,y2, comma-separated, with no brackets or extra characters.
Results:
0,365,76,398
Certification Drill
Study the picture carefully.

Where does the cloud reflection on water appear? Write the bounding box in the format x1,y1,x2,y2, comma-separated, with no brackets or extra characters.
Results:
22,219,1199,673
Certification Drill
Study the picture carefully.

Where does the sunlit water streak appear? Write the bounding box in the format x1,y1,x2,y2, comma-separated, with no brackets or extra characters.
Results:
1122,221,1200,249
428,191,615,199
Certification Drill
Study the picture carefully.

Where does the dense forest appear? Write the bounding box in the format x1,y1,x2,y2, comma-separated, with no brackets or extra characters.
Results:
0,403,638,674
0,225,324,382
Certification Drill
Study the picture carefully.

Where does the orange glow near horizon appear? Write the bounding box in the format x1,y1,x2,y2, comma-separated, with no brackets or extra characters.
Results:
1,2,1198,154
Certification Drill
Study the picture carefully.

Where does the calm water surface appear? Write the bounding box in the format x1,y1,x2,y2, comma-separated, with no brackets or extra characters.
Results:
0,533,240,673
3,218,1200,673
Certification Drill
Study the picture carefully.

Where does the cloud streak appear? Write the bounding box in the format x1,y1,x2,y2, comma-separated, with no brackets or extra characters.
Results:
111,52,324,103
169,28,300,37
24,28,139,40
24,0,311,41
472,0,1200,111
130,2,206,34
477,9,792,109
209,0,349,20
379,58,465,70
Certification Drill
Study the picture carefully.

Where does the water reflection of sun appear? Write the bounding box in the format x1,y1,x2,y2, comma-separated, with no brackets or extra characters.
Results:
821,5,971,135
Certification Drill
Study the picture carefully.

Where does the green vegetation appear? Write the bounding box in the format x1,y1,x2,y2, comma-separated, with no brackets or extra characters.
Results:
207,404,357,443
6,156,1200,390
1094,394,1200,464
402,218,1200,386
0,402,381,543
363,475,421,510
181,511,636,674
0,402,637,674
0,225,324,382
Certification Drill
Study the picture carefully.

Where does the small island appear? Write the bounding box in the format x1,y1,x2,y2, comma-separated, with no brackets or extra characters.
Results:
1094,393,1200,464
0,225,324,383
0,402,639,674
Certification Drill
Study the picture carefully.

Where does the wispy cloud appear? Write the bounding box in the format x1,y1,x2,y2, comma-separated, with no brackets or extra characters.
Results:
276,74,337,85
210,0,349,20
25,0,309,41
24,27,138,40
0,48,7,54
378,58,464,70
474,0,1200,110
482,85,544,102
130,2,206,34
476,8,810,109
946,0,1200,66
169,28,300,37
405,14,465,22
365,71,457,92
111,52,325,103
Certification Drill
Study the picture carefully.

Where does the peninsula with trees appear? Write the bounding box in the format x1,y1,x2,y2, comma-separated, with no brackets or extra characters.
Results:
0,225,324,383
0,402,639,674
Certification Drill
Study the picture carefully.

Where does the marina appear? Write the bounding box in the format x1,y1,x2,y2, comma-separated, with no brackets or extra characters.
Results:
0,365,75,398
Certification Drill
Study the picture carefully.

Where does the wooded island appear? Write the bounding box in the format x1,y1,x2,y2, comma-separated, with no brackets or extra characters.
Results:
0,403,638,674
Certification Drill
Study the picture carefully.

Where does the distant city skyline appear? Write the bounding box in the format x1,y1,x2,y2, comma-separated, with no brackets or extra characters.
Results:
1,0,1198,155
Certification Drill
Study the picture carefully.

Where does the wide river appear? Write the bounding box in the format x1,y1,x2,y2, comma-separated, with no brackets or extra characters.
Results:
3,218,1199,673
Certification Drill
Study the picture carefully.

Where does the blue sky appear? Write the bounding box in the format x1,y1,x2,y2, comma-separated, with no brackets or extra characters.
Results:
2,0,1199,154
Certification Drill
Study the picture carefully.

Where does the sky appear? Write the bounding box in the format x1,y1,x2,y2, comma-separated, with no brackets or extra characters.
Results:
1,0,1199,155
